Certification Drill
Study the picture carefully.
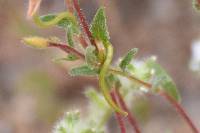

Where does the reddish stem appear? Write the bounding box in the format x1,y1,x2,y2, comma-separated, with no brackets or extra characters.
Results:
72,0,97,49
65,0,74,13
160,92,199,133
74,34,88,48
49,42,85,59
110,90,126,133
115,89,141,133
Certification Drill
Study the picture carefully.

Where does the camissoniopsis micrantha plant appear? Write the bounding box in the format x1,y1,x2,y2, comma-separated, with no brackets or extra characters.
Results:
22,0,199,133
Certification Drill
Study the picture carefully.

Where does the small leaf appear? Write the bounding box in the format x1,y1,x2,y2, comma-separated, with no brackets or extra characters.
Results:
53,54,78,62
39,13,79,33
69,65,99,76
66,27,74,47
119,48,138,71
90,7,110,44
85,45,98,68
146,58,181,102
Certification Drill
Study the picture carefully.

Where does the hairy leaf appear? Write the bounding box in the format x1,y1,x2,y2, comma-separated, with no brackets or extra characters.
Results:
146,58,181,102
119,48,138,71
66,27,74,47
90,7,110,44
69,65,99,76
85,45,98,68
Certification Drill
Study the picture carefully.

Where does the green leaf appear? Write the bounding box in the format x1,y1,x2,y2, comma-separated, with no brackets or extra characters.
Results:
40,13,80,47
146,58,181,102
66,27,74,47
69,65,99,76
90,7,110,44
53,54,78,62
119,48,138,71
40,13,79,33
85,46,98,68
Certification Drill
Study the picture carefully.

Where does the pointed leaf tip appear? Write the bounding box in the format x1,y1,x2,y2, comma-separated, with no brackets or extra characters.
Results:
146,58,181,102
90,7,110,45
119,48,138,71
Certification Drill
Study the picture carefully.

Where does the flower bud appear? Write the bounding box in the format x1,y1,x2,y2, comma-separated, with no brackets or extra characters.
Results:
22,36,49,49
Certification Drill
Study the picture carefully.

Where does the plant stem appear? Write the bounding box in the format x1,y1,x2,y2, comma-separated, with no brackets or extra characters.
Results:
109,68,152,89
109,68,199,133
110,90,126,133
65,0,74,13
49,42,85,59
99,44,127,116
160,92,199,133
72,0,97,49
48,42,198,132
115,89,141,133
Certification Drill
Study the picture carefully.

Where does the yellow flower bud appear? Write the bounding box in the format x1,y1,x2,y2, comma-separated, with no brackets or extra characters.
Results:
22,36,49,49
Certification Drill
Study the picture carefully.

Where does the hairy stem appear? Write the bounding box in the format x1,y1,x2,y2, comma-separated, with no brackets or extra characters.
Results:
109,68,152,88
72,0,97,49
115,89,141,133
49,42,85,59
109,68,198,133
110,90,126,133
160,92,199,133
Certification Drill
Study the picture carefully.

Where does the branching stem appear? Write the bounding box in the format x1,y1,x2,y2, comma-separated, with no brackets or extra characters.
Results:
49,42,85,59
99,43,127,116
115,89,141,133
48,43,199,132
160,92,199,133
110,90,126,133
110,68,199,133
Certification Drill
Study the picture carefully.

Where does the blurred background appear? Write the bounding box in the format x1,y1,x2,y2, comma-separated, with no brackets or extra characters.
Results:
0,0,200,132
